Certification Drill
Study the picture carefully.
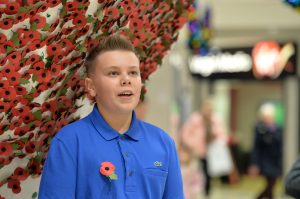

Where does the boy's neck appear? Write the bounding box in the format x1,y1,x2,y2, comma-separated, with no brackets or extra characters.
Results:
97,106,132,134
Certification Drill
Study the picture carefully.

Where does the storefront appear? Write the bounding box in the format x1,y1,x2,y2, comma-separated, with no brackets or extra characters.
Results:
188,41,298,174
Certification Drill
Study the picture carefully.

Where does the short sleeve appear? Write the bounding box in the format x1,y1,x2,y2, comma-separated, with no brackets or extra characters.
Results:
163,139,185,199
38,137,76,199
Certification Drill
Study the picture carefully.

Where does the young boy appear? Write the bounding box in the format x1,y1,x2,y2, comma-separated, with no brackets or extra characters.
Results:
38,35,185,199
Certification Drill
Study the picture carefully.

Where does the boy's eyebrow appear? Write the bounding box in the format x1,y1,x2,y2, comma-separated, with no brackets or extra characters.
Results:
106,65,140,70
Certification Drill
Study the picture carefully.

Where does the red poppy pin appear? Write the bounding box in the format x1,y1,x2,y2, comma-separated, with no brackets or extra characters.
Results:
100,162,118,181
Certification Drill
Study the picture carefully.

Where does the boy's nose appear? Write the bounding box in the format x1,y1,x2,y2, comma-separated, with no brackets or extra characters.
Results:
121,78,131,85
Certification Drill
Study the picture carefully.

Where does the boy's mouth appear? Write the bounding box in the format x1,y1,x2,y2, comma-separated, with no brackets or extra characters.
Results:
118,91,133,96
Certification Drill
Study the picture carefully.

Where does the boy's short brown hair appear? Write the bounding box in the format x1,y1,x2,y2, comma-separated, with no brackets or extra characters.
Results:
85,35,138,75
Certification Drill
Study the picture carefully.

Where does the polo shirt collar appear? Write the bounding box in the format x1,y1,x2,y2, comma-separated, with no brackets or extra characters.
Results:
89,105,141,141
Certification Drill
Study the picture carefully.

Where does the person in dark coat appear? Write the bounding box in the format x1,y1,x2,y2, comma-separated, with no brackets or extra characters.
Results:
285,155,300,198
249,103,282,199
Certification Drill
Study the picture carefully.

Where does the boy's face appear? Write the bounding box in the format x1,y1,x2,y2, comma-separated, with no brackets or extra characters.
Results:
85,50,142,115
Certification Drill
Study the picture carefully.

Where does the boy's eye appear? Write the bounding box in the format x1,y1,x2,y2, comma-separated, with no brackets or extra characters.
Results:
129,71,139,76
108,71,118,76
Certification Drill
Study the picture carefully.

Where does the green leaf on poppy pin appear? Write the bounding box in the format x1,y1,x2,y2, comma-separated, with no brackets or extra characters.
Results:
109,173,118,180
32,74,38,82
11,143,20,150
60,9,67,18
20,78,30,85
20,6,31,13
30,22,37,31
42,23,50,31
87,15,95,23
12,32,20,47
95,8,104,21
34,155,43,163
32,192,38,199
32,111,42,120
6,46,14,54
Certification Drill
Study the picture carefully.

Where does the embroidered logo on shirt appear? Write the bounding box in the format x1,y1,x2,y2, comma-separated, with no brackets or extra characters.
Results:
154,161,162,167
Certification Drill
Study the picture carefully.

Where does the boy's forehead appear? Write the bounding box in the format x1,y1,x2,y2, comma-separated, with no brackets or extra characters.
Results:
94,51,140,70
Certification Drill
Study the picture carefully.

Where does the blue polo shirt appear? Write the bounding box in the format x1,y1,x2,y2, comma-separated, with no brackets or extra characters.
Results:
38,105,185,199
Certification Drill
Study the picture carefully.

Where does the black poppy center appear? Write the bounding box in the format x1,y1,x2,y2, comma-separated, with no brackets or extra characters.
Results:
105,167,109,171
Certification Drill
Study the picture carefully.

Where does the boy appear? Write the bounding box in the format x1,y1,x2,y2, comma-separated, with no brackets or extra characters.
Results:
38,35,185,199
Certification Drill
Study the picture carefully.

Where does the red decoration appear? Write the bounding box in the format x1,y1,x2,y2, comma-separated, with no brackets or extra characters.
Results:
0,0,193,196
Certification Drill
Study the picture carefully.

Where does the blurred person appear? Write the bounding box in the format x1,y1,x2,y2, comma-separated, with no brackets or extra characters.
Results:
249,103,282,199
178,140,203,199
39,35,185,199
285,155,300,198
181,97,228,197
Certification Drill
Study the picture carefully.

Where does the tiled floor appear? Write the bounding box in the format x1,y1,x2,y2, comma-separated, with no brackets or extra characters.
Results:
195,176,293,199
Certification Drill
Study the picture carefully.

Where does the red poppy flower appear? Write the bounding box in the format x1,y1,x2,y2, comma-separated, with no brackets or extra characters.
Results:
25,54,40,66
0,18,13,30
15,85,27,95
15,13,28,24
105,7,120,20
0,100,10,113
11,106,30,117
61,27,74,35
72,15,87,28
9,119,22,130
50,63,61,76
25,141,37,154
129,18,143,31
0,142,13,157
2,86,17,101
41,120,55,133
0,33,7,43
8,178,21,194
14,126,30,136
120,0,135,15
58,96,72,107
47,0,60,7
52,52,65,63
65,1,79,11
4,2,20,15
6,71,21,86
7,51,21,65
100,162,115,176
49,19,59,32
28,8,38,18
30,15,46,29
13,167,29,181
61,38,75,51
46,44,62,56
24,30,41,42
42,100,57,112
27,159,42,175
32,61,45,72
22,111,34,124
37,4,48,13
37,70,51,83
21,46,31,57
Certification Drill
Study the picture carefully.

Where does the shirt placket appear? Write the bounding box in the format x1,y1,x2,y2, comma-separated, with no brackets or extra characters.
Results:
118,135,136,192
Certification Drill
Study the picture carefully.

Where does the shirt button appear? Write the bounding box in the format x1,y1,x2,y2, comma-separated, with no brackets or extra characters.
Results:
120,136,125,140
124,152,129,157
128,171,133,176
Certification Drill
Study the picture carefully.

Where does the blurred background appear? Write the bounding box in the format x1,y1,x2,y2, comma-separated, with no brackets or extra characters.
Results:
143,0,300,198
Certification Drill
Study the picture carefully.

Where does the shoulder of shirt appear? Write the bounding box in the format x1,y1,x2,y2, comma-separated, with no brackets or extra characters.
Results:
138,120,175,143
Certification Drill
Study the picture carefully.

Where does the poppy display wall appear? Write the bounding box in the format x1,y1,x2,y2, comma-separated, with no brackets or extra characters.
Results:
0,0,193,198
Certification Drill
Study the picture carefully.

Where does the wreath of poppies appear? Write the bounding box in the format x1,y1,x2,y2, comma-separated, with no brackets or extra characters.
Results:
0,0,193,196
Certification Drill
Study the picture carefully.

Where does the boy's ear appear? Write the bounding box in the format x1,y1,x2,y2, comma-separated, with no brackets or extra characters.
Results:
85,77,96,98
